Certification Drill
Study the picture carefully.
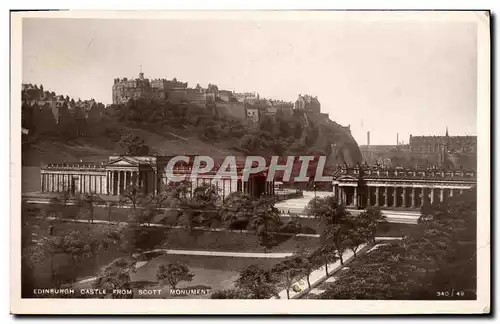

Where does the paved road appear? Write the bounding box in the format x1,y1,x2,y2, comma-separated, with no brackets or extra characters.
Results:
276,191,420,224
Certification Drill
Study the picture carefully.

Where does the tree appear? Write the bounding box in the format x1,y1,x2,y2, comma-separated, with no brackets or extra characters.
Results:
146,192,169,209
92,258,135,299
294,252,320,289
129,206,158,227
45,197,63,219
164,180,191,207
272,256,306,299
188,183,221,209
343,216,371,258
304,195,350,225
118,132,150,156
248,197,282,252
322,223,349,265
309,244,338,277
210,289,248,299
319,189,478,300
156,262,194,290
235,265,279,299
79,194,105,225
119,224,170,256
357,207,387,244
221,192,254,232
105,201,117,222
119,184,145,211
31,230,93,285
60,230,93,270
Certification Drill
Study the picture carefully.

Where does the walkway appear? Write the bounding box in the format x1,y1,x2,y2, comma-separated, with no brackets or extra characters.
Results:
276,191,420,225
271,243,369,299
145,248,293,259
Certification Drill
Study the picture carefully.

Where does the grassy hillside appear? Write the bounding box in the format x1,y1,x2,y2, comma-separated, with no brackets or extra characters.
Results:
22,99,362,168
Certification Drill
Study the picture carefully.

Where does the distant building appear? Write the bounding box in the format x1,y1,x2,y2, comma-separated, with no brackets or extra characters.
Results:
245,105,260,123
40,155,274,200
218,90,237,102
21,84,105,138
294,94,321,113
234,91,258,103
150,77,188,101
112,72,152,104
409,128,477,168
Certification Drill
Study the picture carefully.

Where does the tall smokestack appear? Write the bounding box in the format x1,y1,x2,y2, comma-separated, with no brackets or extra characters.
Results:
367,131,370,146
397,133,399,145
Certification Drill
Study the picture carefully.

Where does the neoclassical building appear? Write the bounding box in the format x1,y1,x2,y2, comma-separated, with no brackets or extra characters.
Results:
332,165,477,209
40,155,274,200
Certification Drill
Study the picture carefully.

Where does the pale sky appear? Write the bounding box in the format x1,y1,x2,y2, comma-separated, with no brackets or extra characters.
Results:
22,17,477,145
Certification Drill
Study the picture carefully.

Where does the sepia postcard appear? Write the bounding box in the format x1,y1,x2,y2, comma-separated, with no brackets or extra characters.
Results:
10,10,490,315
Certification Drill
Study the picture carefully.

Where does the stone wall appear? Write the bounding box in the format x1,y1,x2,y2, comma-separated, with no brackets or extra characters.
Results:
214,102,246,120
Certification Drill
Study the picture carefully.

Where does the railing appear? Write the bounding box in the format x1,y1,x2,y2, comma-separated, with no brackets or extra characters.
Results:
337,166,476,181
41,163,107,171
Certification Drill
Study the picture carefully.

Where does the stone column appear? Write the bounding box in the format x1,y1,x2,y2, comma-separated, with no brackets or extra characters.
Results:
50,174,53,192
420,188,425,207
153,171,158,195
449,189,454,197
353,186,358,208
375,187,380,207
402,187,407,208
383,186,388,207
430,188,435,204
107,172,110,195
123,171,127,192
366,187,371,207
117,171,122,195
338,187,343,205
111,171,115,195
393,187,398,208
411,187,416,208
439,188,444,202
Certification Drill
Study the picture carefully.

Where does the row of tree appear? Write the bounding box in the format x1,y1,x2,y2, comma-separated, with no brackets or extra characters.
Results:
211,189,477,299
211,197,389,299
43,181,312,251
316,188,477,299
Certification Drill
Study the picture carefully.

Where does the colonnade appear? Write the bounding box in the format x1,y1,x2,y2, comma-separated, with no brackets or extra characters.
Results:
335,184,465,209
40,172,107,195
107,169,157,196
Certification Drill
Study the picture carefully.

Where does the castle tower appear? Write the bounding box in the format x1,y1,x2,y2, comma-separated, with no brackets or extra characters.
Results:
367,131,370,146
139,65,144,79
